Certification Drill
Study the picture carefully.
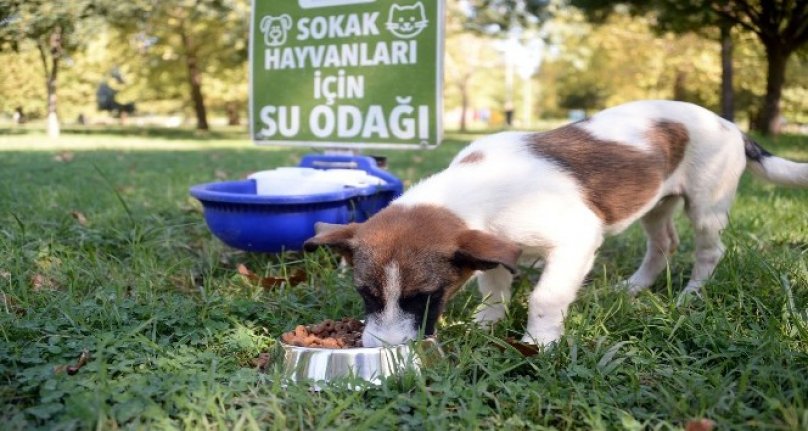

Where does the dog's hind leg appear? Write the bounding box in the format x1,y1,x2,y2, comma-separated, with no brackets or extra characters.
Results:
681,205,729,297
473,265,513,326
626,196,682,294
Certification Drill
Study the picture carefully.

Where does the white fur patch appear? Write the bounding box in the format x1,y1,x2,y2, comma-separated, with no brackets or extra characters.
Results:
361,263,417,347
373,100,804,346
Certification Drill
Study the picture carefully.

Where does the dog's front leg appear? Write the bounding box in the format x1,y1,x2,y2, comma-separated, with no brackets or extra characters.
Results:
473,265,514,326
522,239,601,346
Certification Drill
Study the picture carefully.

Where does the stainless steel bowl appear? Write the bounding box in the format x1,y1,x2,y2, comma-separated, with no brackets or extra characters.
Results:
281,338,443,390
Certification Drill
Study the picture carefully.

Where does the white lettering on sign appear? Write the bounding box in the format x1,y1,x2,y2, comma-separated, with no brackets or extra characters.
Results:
314,70,364,105
259,105,301,137
258,102,430,140
296,12,379,40
264,41,417,70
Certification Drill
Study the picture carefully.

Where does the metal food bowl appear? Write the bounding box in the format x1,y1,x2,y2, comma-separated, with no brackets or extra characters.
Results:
281,338,443,390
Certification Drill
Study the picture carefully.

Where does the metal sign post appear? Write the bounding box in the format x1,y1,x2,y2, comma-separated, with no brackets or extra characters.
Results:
250,0,444,150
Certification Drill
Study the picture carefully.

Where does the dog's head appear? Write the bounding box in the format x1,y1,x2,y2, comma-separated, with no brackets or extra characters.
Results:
304,205,521,347
260,15,292,47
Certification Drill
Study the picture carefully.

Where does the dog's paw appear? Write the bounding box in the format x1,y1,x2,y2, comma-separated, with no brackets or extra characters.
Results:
520,327,561,347
675,286,703,306
620,275,654,296
473,304,506,327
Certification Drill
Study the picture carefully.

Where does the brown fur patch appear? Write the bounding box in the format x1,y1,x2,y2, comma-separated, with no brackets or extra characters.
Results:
526,122,687,225
646,120,689,175
458,151,485,164
351,205,472,300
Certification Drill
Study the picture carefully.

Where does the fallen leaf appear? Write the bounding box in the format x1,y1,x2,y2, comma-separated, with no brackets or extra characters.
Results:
0,269,10,279
55,350,90,375
215,169,228,180
685,419,716,431
180,197,203,214
0,292,24,316
169,271,204,293
236,264,307,289
31,273,58,291
70,211,88,226
252,352,270,371
492,338,540,357
53,151,75,163
115,185,135,195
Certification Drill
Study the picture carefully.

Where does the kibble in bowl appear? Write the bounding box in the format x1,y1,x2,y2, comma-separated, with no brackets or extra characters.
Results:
281,318,363,348
280,317,442,390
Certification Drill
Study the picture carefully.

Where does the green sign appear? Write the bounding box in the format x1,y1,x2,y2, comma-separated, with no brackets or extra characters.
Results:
250,0,444,149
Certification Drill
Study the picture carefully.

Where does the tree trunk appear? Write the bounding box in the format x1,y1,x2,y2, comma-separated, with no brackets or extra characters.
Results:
47,70,60,139
756,44,789,135
672,70,688,101
180,28,209,131
38,30,62,139
226,102,240,126
459,76,470,132
719,22,734,122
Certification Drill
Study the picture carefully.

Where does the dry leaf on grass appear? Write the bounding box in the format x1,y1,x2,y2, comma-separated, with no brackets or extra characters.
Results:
0,293,24,316
70,211,88,226
236,264,307,289
215,169,228,180
169,271,205,293
116,185,135,195
0,269,10,279
685,419,716,431
251,352,270,371
54,350,91,375
31,273,59,291
490,338,540,357
53,151,75,163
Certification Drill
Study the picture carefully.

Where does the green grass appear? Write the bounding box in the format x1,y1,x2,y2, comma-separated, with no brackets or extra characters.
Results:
1,127,807,430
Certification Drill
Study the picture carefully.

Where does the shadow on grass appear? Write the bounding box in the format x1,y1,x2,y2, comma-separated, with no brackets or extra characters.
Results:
0,125,248,141
0,127,30,136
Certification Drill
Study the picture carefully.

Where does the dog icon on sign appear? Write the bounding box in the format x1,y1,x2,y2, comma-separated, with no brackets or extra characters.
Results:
260,15,293,47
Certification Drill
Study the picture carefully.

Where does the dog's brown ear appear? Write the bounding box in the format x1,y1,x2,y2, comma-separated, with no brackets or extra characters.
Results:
303,222,358,258
454,230,521,274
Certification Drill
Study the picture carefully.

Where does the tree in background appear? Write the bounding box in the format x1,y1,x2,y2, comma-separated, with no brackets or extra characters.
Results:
0,1,101,138
463,0,553,126
570,0,735,121
446,0,501,131
570,0,808,135
103,0,248,131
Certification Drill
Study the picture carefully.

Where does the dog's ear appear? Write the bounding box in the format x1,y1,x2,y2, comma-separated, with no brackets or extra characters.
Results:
453,230,521,274
260,15,272,32
280,14,292,30
303,222,358,260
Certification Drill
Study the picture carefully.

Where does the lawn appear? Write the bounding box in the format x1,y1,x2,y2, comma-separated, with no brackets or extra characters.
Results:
1,126,807,430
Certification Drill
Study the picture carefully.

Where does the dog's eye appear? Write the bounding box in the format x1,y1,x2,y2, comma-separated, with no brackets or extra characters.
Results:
357,287,384,313
399,290,443,315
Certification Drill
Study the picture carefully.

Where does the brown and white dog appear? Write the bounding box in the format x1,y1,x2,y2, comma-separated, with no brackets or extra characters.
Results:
304,100,808,347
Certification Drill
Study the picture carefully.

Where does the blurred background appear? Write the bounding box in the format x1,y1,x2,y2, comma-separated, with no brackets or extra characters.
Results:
1,0,806,139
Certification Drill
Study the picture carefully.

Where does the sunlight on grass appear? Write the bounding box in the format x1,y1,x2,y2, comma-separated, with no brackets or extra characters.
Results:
1,128,806,429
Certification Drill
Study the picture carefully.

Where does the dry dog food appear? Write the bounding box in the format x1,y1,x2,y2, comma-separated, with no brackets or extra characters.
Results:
281,318,364,348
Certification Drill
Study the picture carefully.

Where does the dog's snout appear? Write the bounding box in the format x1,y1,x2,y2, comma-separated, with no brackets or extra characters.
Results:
361,314,417,347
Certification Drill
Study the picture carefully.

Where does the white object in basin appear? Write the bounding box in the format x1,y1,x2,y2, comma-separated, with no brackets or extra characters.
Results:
249,169,345,196
248,167,384,196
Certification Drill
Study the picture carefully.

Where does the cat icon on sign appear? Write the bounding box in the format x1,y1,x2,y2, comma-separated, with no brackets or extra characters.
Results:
386,2,428,39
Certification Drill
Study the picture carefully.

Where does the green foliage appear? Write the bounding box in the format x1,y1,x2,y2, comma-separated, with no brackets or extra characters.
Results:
104,0,249,125
0,129,807,429
465,0,552,33
0,1,94,52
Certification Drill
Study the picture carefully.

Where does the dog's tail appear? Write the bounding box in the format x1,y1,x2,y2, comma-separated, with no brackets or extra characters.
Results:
744,135,808,187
